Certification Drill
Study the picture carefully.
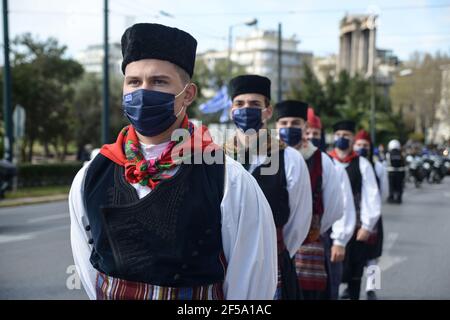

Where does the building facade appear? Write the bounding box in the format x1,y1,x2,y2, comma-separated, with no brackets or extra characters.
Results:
75,43,123,76
198,29,313,101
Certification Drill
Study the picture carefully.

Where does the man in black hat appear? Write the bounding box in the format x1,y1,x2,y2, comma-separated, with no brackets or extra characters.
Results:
328,120,381,300
274,100,345,300
225,75,313,300
69,24,278,300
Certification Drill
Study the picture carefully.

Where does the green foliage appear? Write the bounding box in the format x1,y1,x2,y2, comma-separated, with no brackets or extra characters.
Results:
4,185,70,200
408,132,425,143
72,73,127,149
289,63,408,144
16,162,83,188
390,51,450,139
191,58,245,124
5,33,84,161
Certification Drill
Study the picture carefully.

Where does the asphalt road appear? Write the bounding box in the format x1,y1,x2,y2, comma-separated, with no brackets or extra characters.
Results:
373,177,450,299
1,177,449,299
0,201,87,299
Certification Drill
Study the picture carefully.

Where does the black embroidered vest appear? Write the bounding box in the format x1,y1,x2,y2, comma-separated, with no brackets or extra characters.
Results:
249,149,290,228
345,156,362,226
83,153,226,287
305,149,324,242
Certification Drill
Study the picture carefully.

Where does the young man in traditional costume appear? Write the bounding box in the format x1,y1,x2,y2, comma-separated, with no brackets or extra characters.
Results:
328,121,381,300
225,75,313,300
353,129,388,300
274,100,343,300
69,23,278,300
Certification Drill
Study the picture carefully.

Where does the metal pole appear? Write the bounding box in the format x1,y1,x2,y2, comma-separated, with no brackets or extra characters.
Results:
2,0,13,162
102,0,110,144
370,75,376,145
277,23,282,102
369,15,377,145
227,25,232,79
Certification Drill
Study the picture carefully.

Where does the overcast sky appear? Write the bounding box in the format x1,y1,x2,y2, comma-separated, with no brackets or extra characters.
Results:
1,0,450,62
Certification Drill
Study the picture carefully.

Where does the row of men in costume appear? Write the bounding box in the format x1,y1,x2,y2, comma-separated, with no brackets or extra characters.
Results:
70,22,386,300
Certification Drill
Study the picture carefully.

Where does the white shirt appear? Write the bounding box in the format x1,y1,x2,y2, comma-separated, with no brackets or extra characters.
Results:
375,161,389,202
247,146,313,257
69,141,278,300
333,156,381,232
330,164,357,247
297,143,343,235
319,153,344,234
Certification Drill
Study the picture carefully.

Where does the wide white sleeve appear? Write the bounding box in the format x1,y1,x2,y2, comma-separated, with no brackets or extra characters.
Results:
283,147,312,257
359,157,382,231
331,164,356,247
375,162,389,202
320,153,344,234
69,162,97,300
220,156,277,300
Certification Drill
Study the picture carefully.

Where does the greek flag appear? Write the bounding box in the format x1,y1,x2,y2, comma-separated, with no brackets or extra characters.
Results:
199,85,232,123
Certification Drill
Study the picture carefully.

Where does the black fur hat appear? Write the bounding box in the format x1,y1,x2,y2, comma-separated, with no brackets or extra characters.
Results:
275,100,308,121
332,120,356,133
121,23,197,77
229,75,271,100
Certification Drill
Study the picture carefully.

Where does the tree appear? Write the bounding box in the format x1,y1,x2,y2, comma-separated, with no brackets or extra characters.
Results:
289,63,408,145
72,73,126,154
390,51,450,141
6,34,84,162
289,63,327,115
191,58,245,124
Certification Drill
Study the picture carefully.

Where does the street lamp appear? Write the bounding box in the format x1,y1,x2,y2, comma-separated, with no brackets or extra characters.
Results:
228,18,258,79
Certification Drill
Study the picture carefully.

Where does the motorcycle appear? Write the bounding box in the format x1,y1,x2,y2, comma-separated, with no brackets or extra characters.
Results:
428,155,445,184
443,158,450,176
422,158,433,184
406,155,425,188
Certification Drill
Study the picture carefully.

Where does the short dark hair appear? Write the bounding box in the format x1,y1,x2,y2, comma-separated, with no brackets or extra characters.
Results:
174,64,191,85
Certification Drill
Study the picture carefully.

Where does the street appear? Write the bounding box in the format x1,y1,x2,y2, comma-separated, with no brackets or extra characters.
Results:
0,178,450,300
375,178,450,299
0,201,87,299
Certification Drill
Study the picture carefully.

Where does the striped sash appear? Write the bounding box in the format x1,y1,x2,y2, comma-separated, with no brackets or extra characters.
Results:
95,272,224,300
295,240,327,292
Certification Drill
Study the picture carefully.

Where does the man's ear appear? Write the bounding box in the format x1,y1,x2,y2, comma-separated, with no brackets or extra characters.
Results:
183,83,197,107
264,105,273,122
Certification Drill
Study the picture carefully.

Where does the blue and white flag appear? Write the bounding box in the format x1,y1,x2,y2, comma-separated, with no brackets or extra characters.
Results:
199,85,232,122
219,107,230,123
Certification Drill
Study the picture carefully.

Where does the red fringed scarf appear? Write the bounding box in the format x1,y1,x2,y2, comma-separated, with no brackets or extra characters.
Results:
100,116,218,189
328,149,358,164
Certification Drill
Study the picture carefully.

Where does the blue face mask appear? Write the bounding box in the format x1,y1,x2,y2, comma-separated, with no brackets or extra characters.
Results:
310,138,321,148
122,85,187,137
356,147,369,158
279,127,302,147
334,137,350,150
232,108,263,133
